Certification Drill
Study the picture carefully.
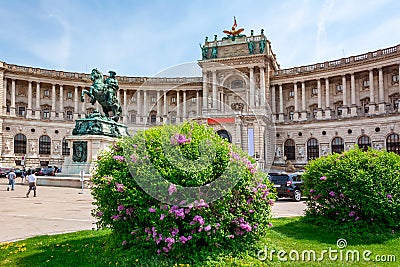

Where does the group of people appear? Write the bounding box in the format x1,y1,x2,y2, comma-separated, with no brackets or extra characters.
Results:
6,168,37,197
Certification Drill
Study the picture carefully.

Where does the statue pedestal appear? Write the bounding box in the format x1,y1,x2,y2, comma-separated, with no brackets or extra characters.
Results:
61,135,118,175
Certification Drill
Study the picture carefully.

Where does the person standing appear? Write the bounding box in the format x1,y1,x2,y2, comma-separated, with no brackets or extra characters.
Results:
26,170,37,197
7,169,16,191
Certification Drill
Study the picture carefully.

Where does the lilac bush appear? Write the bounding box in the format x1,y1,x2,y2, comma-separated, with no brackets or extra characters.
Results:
303,147,400,233
91,122,276,254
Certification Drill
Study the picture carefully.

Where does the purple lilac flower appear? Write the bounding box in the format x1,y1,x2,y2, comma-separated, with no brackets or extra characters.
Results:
204,225,211,232
126,207,134,216
111,214,121,220
387,194,392,199
268,222,273,227
149,207,156,213
130,155,137,162
355,216,360,221
329,191,335,197
171,228,179,237
113,155,125,162
160,214,166,220
339,193,345,198
309,189,316,193
117,204,125,211
240,222,252,232
349,211,355,217
320,176,327,181
227,235,235,239
115,183,124,192
96,211,103,217
122,240,127,246
168,184,177,195
192,215,205,225
170,133,191,145
268,199,275,206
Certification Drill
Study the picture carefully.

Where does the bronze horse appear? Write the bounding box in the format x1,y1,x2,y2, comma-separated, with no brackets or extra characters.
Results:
81,69,122,122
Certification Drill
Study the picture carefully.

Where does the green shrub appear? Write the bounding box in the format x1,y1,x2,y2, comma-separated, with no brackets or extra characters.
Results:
91,121,276,255
303,147,400,233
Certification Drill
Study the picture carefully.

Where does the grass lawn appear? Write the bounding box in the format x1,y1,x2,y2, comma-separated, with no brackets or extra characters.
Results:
1,217,398,266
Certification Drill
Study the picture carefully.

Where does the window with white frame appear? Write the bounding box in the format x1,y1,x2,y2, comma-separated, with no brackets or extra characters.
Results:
191,97,196,103
66,110,73,120
363,80,370,87
67,91,73,99
312,88,318,95
289,91,294,98
18,106,26,116
43,108,50,119
171,96,176,104
44,89,50,97
336,84,343,92
151,97,157,103
392,74,399,84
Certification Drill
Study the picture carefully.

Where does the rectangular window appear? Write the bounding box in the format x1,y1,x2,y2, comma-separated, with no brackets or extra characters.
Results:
171,96,176,104
289,91,294,97
336,84,343,92
66,110,73,120
363,80,370,87
393,75,399,82
44,90,50,96
67,91,73,99
247,128,254,157
289,111,294,120
312,88,318,95
43,109,50,119
151,97,157,103
18,106,26,116
191,97,196,103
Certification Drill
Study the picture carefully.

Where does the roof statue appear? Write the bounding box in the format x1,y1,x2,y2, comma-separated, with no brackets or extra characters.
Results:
223,16,245,41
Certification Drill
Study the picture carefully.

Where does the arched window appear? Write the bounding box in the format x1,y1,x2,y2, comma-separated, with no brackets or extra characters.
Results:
331,137,344,154
62,138,70,156
14,134,27,154
231,79,244,89
39,135,51,155
216,129,232,143
307,138,319,160
358,135,371,151
386,133,400,155
284,139,295,160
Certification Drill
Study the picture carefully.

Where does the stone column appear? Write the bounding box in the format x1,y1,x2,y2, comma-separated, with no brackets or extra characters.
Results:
350,73,357,116
300,81,307,120
163,91,167,118
260,67,266,106
176,91,180,122
51,84,56,119
378,68,385,114
59,84,64,120
249,67,255,107
271,85,276,113
278,84,284,122
81,87,86,114
325,78,331,119
27,80,32,118
2,78,6,115
293,82,299,121
196,90,200,116
10,79,16,116
143,90,147,123
341,75,348,116
183,90,187,119
212,70,218,109
123,89,127,124
35,82,41,119
156,90,161,122
136,90,141,123
398,64,400,112
202,71,208,109
316,79,323,119
73,86,79,120
369,69,376,114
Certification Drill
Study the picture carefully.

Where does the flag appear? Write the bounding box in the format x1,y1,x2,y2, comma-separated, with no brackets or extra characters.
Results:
233,16,237,28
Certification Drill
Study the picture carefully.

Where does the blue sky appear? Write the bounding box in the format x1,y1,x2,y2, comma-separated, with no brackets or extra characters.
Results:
1,0,400,77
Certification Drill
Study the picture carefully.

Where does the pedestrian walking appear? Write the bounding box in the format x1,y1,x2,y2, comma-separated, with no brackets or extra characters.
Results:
7,169,16,191
26,170,37,197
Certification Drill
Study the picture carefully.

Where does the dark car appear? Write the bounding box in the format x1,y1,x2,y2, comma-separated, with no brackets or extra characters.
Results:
36,167,56,176
14,168,25,177
0,167,11,177
268,172,303,201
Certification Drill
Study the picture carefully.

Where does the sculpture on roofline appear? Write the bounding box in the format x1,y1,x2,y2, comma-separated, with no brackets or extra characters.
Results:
223,16,245,41
81,69,122,122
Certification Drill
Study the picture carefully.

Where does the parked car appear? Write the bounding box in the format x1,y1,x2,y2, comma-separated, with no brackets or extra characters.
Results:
36,167,56,176
268,172,303,201
14,168,25,177
0,167,11,177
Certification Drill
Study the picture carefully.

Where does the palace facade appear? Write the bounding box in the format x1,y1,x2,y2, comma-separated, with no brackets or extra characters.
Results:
1,29,400,170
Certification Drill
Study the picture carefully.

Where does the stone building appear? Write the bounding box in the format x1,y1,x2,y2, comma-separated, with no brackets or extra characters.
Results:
0,27,399,170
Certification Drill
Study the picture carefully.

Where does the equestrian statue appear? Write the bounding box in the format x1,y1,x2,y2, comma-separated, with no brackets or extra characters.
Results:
81,69,122,122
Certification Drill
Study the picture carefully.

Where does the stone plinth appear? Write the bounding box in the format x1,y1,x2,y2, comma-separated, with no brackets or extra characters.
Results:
61,134,118,175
